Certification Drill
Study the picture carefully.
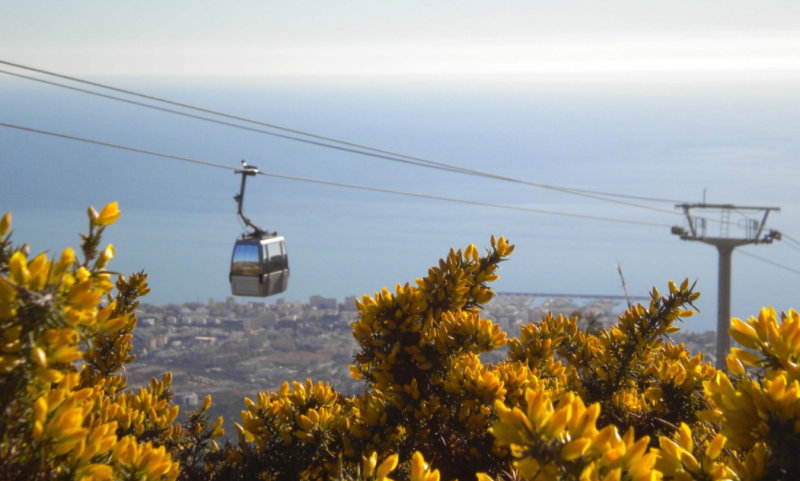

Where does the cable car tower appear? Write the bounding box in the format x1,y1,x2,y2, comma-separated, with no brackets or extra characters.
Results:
671,203,781,369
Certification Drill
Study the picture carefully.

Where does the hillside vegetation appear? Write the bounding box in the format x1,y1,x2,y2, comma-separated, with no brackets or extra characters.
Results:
1,204,799,481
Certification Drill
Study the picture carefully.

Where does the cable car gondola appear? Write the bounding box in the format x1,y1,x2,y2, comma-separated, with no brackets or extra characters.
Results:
229,161,289,297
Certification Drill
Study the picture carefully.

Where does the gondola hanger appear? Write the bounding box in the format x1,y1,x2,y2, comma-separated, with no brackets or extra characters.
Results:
234,161,275,238
229,161,290,297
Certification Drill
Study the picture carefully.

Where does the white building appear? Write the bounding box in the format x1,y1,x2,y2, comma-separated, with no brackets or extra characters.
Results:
174,392,198,406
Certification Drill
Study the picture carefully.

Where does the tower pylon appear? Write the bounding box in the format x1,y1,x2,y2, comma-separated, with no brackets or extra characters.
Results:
671,203,781,370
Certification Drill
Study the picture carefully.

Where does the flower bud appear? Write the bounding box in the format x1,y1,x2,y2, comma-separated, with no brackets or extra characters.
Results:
32,347,48,368
0,211,10,237
88,206,99,222
34,397,48,424
96,245,115,269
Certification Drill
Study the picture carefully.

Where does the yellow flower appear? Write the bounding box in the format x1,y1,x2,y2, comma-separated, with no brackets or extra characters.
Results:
410,451,440,481
96,245,114,269
111,438,178,481
0,278,17,320
0,211,10,237
94,202,120,227
8,251,30,286
34,397,48,424
375,453,398,480
32,347,48,367
77,464,113,481
731,348,761,367
211,416,224,438
726,356,746,376
362,452,378,478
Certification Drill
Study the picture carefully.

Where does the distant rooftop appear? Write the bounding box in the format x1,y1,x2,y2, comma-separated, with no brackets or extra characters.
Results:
496,292,650,301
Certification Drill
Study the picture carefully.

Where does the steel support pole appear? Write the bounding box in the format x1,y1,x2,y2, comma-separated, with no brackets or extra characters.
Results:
716,246,733,370
673,204,779,370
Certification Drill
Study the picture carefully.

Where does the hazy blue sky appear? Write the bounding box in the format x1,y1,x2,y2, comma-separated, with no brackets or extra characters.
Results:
2,1,799,78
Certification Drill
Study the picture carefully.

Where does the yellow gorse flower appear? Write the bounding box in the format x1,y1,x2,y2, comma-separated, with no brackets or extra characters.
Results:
375,453,399,481
0,211,10,237
0,205,225,481
96,245,114,269
410,451,441,481
94,202,120,227
362,451,378,478
4,207,800,480
111,437,179,481
653,423,734,480
728,307,800,382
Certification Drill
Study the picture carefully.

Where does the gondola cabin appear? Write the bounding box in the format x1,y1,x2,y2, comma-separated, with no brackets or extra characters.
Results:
229,235,289,297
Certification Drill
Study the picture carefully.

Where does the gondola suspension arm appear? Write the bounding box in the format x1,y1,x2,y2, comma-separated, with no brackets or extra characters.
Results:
234,160,275,237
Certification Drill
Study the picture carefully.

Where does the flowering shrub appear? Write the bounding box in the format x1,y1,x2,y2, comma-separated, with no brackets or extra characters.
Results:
0,205,224,481
1,204,798,481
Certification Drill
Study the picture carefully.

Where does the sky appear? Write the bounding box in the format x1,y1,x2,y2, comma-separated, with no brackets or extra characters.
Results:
2,1,799,79
1,1,799,332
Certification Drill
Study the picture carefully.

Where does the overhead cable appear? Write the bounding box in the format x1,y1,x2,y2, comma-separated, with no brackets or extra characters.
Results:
0,121,671,228
737,249,800,276
0,69,471,177
782,233,800,248
781,241,800,254
253,171,670,227
0,59,691,208
0,65,687,215
0,122,237,171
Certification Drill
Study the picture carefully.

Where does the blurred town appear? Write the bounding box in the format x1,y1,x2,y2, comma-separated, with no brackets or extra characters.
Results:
126,293,716,436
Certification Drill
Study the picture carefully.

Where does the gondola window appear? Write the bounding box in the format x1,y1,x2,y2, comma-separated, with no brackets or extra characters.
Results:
231,244,260,276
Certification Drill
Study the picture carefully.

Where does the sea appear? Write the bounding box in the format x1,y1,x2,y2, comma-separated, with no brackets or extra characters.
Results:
2,74,799,332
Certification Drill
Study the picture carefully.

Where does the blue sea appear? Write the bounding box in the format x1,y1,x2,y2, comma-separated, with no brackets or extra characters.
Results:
2,75,799,332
